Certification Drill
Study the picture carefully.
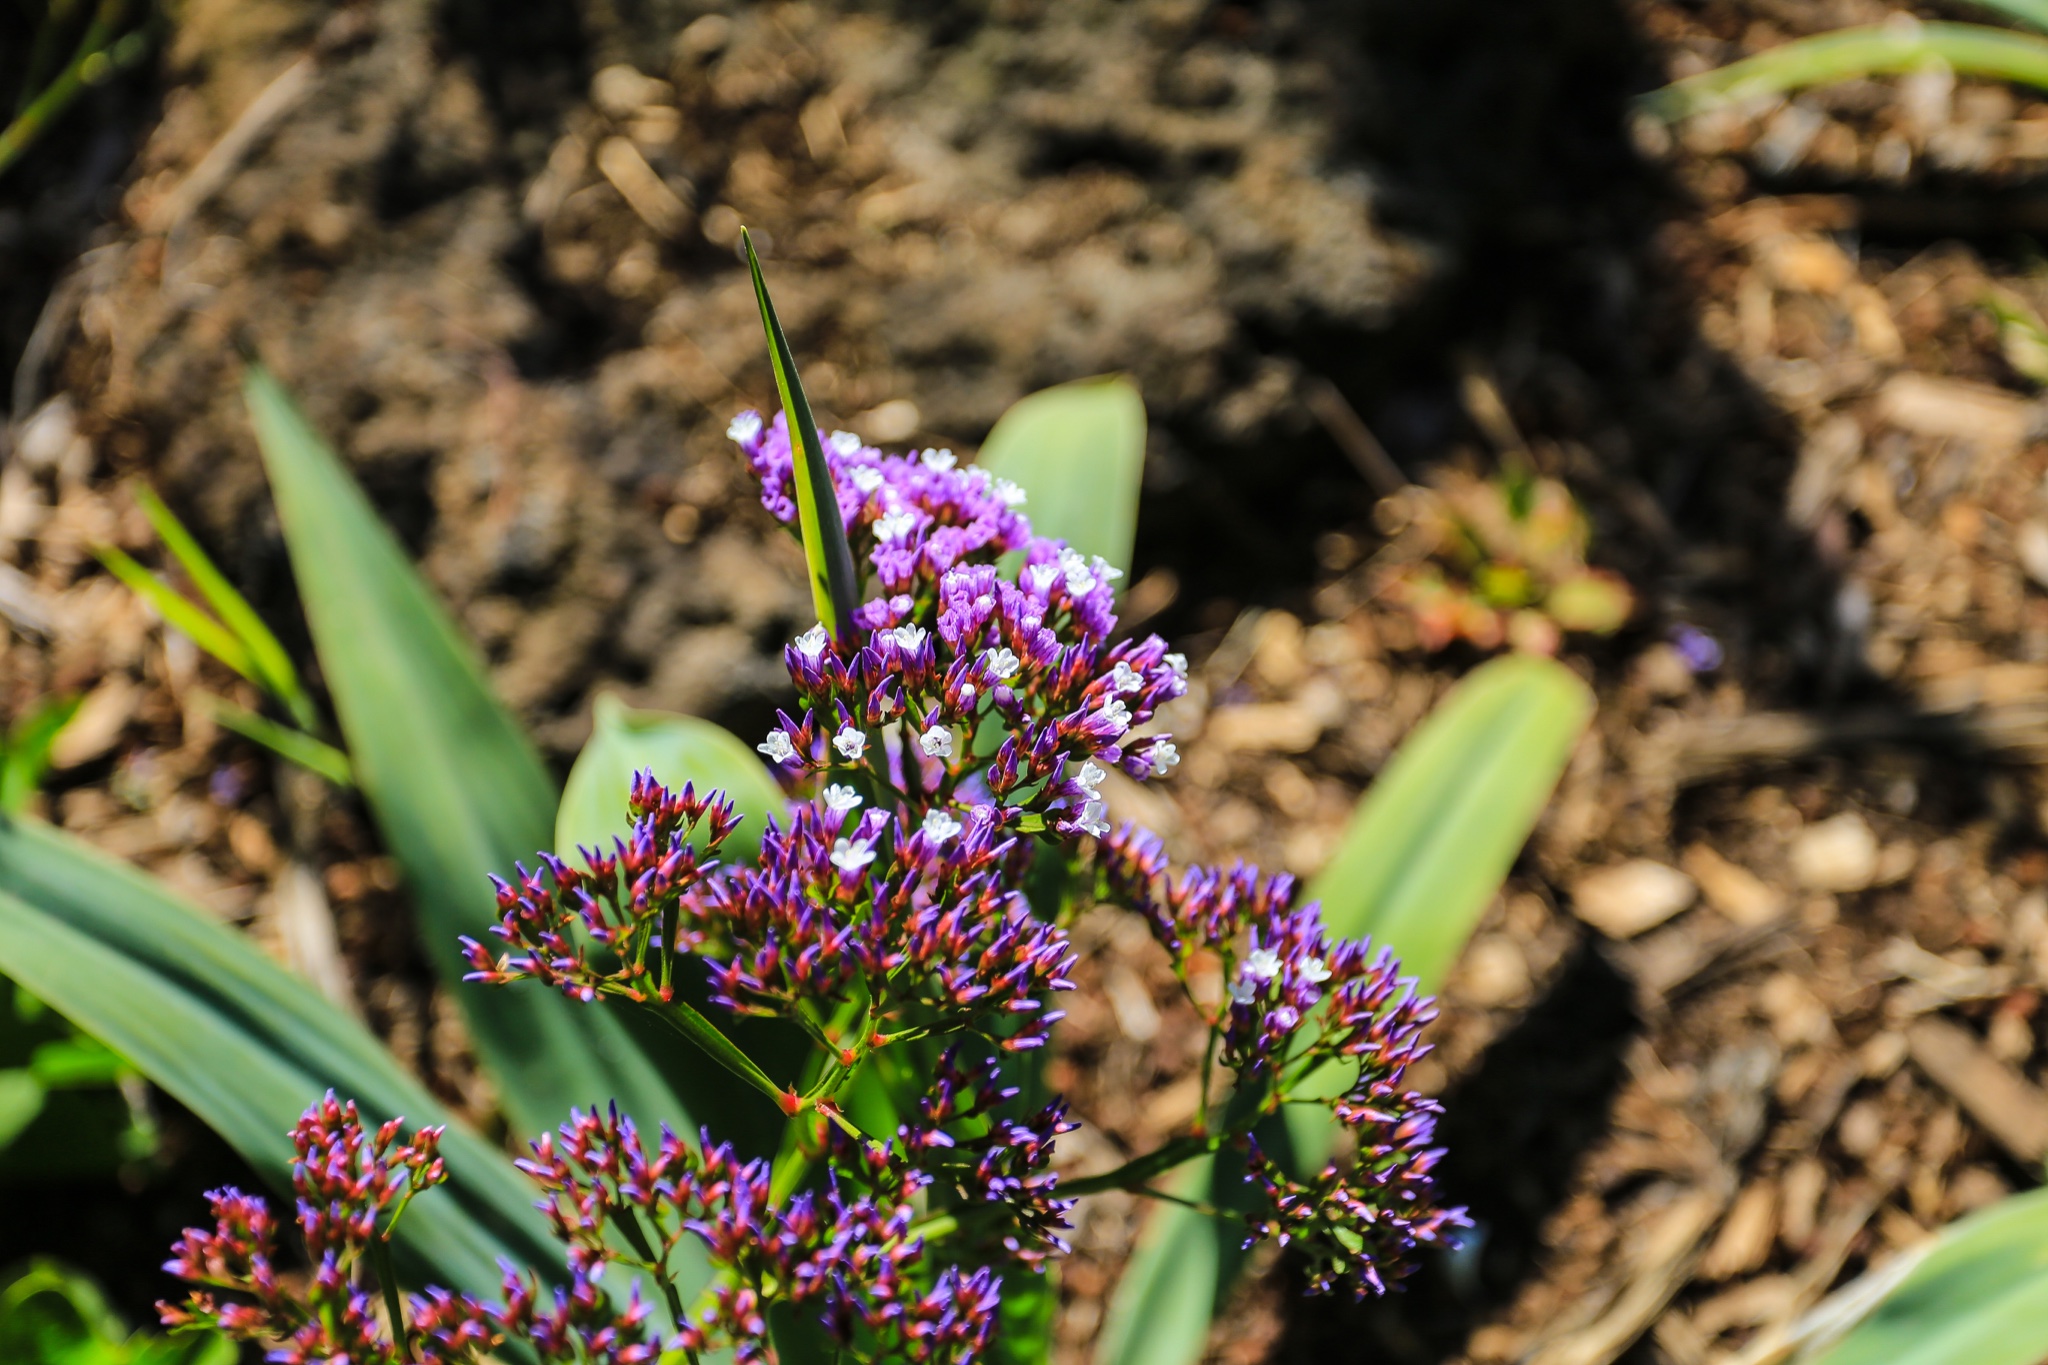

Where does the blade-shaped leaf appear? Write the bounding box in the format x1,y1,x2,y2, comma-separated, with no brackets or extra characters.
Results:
1641,22,2048,121
93,546,257,683
557,694,784,863
202,695,353,787
743,229,859,638
0,693,81,813
0,815,557,1298
132,484,316,731
1806,1187,2048,1365
1093,654,1592,1365
976,377,1146,579
241,364,689,1141
1972,0,2048,35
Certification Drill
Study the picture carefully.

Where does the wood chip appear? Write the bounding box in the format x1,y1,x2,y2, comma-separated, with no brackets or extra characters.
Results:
1876,372,2033,452
271,862,358,1016
595,137,691,238
1524,1188,1728,1365
1906,1016,2048,1164
1681,844,1788,926
1203,701,1325,753
1698,1180,1778,1280
49,674,138,768
1789,813,1876,892
1572,859,1698,939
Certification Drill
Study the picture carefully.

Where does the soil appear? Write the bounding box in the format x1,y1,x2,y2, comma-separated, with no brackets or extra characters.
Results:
5,0,2048,1362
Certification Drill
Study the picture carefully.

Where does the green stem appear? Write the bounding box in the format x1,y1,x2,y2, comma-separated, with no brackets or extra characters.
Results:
0,0,133,181
641,998,790,1111
1058,1134,1218,1198
369,1234,412,1363
615,1206,686,1327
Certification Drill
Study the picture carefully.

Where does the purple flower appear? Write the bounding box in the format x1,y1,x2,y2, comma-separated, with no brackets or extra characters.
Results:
1669,622,1723,673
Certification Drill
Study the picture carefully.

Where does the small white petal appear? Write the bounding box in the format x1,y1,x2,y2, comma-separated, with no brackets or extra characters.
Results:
849,465,885,494
823,784,863,813
1076,760,1107,793
919,726,955,759
1243,948,1282,981
983,647,1021,681
1096,699,1132,735
1165,653,1189,681
1150,741,1180,774
874,511,919,544
1096,558,1125,582
921,448,957,471
1109,661,1143,695
828,430,864,455
1230,977,1257,1006
757,730,796,763
1301,957,1332,984
1076,797,1109,839
922,809,963,843
829,838,877,872
794,624,829,658
994,478,1028,507
892,623,928,651
833,726,869,762
726,412,763,444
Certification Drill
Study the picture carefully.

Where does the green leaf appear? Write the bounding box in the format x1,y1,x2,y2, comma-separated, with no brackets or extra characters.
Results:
131,485,316,731
1306,653,1591,984
28,1036,127,1088
0,815,559,1298
0,1259,238,1365
1641,22,2048,122
743,229,860,639
0,1069,45,1150
200,694,354,787
1970,0,2048,36
976,376,1146,579
1093,655,1592,1365
1091,1157,1244,1365
241,362,689,1142
1807,1187,2048,1365
0,693,81,814
93,547,258,685
985,1261,1060,1365
557,694,784,863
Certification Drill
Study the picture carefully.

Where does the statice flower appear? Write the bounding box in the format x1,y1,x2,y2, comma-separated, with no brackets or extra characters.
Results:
167,402,1463,1364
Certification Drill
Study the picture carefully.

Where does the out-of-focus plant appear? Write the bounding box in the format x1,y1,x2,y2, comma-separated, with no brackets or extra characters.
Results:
0,1260,231,1365
1376,463,1632,656
1640,3,2048,124
0,695,81,815
0,0,154,182
94,487,351,787
1985,289,2048,386
0,977,156,1175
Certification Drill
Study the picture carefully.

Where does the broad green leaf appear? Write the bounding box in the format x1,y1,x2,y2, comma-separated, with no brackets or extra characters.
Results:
1305,653,1592,989
132,485,316,731
202,694,354,787
242,364,689,1142
0,692,81,813
557,694,784,863
1641,22,2048,122
1808,1187,2048,1365
1094,654,1592,1365
0,816,559,1298
0,1259,237,1365
985,1262,1060,1365
1970,0,2048,36
93,547,257,684
976,377,1146,578
743,229,859,638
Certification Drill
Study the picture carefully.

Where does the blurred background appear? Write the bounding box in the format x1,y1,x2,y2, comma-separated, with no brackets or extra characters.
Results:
6,1,2048,1362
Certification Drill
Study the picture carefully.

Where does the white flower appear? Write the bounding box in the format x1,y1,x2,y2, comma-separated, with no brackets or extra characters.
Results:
1230,977,1257,1006
1095,698,1132,736
1165,652,1189,681
794,624,829,658
828,430,864,456
921,448,957,471
758,729,797,763
829,838,877,872
892,623,928,651
919,726,955,759
1300,957,1332,985
1076,798,1109,839
1100,561,1125,582
833,726,868,762
1023,563,1060,597
922,809,963,843
823,784,863,813
727,412,763,444
874,511,919,543
1058,548,1096,596
994,478,1028,508
1109,661,1143,694
1076,760,1107,793
1149,740,1180,775
849,465,885,494
983,647,1021,681
1242,948,1282,982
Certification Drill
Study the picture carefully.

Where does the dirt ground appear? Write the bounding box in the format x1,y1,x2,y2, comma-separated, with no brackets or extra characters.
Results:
5,0,2048,1362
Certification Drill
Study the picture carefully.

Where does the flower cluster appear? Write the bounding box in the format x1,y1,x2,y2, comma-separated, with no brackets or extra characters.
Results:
165,399,1465,1365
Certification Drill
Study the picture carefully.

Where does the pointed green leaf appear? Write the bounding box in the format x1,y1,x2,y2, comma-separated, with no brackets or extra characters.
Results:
241,363,690,1141
976,377,1146,578
93,547,258,684
1972,0,2048,36
1093,654,1592,1365
0,815,557,1297
1091,1158,1236,1365
132,485,316,731
1808,1187,2048,1365
1642,22,2048,121
202,695,353,787
557,694,784,863
743,229,859,638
